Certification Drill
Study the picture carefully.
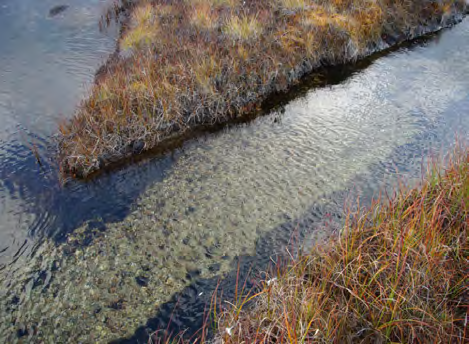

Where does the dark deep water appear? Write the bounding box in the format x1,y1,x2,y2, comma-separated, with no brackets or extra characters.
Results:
0,1,468,342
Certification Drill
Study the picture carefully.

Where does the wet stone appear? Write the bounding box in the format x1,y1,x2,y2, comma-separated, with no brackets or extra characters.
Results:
10,295,20,305
135,276,149,287
108,299,125,310
185,269,201,281
32,270,49,290
48,5,69,17
208,263,221,273
186,206,196,214
16,328,28,338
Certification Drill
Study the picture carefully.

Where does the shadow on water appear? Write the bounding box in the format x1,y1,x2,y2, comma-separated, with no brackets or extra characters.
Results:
0,25,447,249
112,191,347,344
1,12,468,340
112,81,468,343
0,139,175,242
111,120,457,344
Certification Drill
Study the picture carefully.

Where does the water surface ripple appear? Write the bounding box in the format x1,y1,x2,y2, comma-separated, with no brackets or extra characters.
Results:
0,5,468,343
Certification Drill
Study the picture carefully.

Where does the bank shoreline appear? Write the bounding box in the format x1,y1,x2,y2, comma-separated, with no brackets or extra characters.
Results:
179,146,468,344
58,1,468,178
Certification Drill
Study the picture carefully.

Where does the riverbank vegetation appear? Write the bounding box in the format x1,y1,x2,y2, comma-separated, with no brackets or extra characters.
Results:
58,0,467,177
211,146,468,343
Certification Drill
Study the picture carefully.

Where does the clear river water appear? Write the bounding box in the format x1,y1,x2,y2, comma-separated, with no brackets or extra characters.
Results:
0,1,468,342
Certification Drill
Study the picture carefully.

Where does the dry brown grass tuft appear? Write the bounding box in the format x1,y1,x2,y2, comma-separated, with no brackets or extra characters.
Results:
58,0,467,177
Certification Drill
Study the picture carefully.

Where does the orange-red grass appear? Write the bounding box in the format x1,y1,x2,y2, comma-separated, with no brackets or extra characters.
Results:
213,146,468,343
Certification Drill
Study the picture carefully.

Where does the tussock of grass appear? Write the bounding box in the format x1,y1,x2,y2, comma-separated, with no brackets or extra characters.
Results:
214,147,469,343
120,4,157,49
58,0,467,177
224,14,262,41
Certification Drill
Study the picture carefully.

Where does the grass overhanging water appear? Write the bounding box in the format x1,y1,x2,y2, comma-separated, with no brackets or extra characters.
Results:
150,146,469,344
51,0,469,341
204,145,468,344
57,0,467,177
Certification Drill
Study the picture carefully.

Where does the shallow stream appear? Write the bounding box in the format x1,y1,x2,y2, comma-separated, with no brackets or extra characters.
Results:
0,2,468,342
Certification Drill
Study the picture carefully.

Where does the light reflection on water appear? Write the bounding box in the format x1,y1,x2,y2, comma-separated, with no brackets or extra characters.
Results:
0,4,468,342
0,0,116,263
